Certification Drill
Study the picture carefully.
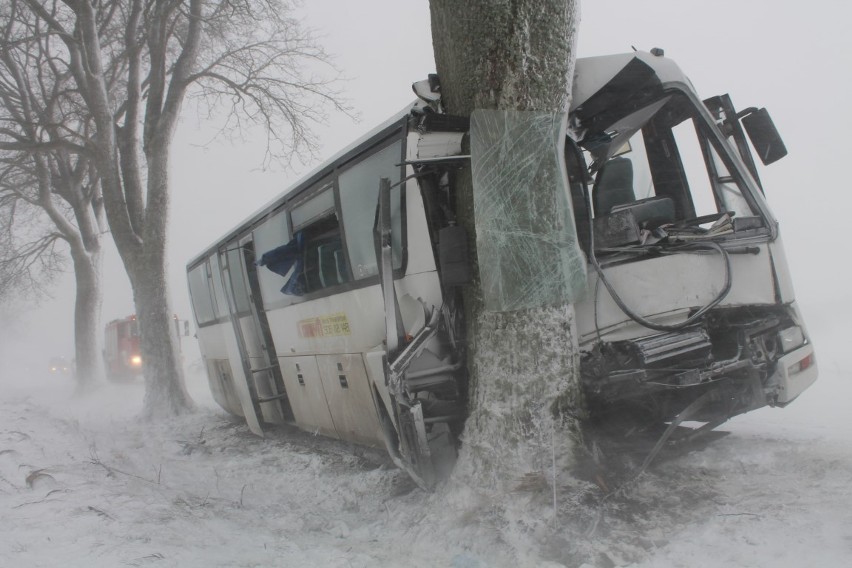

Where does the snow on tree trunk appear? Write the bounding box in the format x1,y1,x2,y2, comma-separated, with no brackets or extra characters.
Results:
132,259,193,419
132,139,193,419
429,0,585,492
70,243,105,391
14,0,343,419
54,0,201,419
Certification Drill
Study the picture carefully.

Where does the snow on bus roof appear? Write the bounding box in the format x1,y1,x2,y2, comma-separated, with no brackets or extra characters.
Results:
187,101,418,267
188,51,692,268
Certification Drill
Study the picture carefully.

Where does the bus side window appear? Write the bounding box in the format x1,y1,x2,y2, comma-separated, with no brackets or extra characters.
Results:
223,246,252,315
290,187,346,294
338,140,403,280
254,139,406,301
188,262,217,326
254,208,295,308
257,185,349,297
299,214,347,292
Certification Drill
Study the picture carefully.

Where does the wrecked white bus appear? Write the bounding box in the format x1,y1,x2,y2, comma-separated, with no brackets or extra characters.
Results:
187,50,817,486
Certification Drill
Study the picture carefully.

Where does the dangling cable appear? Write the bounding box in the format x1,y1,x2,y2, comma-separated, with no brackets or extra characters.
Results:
591,239,732,332
567,138,732,333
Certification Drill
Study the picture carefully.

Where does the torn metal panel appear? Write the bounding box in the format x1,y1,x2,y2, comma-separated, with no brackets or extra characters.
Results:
415,131,465,161
470,110,588,312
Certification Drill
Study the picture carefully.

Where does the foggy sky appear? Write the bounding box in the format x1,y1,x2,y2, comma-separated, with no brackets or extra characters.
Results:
2,0,849,371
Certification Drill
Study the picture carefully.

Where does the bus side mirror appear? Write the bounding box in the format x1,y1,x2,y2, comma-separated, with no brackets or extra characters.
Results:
741,108,787,165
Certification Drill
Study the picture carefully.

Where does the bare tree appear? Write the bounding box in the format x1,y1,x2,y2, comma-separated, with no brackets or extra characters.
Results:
0,1,106,389
429,0,585,491
0,170,66,306
0,183,68,307
0,156,105,390
10,0,346,417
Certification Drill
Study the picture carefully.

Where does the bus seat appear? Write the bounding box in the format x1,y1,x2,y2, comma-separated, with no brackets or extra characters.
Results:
611,196,676,228
593,157,635,216
333,249,348,283
318,241,343,287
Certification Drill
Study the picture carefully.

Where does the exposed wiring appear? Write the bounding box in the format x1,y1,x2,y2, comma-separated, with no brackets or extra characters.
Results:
593,274,603,343
568,138,733,333
592,239,732,332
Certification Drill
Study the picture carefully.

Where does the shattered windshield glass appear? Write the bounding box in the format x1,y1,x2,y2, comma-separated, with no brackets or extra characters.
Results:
470,110,588,312
580,91,762,242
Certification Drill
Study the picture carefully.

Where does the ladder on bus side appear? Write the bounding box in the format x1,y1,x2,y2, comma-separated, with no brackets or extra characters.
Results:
223,239,292,425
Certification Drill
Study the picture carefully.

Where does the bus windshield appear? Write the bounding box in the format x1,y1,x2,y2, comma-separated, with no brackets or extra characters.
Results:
578,91,763,242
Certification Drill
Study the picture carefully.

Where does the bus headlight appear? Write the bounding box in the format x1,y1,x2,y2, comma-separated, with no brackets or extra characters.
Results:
130,355,142,367
778,326,805,353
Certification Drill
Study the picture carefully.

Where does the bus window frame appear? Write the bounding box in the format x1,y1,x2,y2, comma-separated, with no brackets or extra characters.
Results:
336,136,407,282
219,241,253,319
584,87,769,233
674,85,774,231
256,130,409,310
188,258,221,328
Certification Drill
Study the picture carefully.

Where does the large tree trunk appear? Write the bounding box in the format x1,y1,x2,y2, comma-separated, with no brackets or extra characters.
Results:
69,242,105,391
131,140,193,419
16,0,338,420
430,0,584,492
37,0,196,418
103,159,193,418
131,259,192,419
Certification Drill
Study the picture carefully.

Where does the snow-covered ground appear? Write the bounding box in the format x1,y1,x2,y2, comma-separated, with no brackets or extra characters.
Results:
1,314,849,567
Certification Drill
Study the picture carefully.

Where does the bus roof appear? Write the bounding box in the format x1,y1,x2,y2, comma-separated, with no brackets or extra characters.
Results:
187,102,417,268
188,51,692,268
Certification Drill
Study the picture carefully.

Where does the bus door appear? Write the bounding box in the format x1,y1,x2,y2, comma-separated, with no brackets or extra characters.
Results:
220,237,293,426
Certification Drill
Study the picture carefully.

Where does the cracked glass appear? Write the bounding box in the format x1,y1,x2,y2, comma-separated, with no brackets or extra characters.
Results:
471,110,588,312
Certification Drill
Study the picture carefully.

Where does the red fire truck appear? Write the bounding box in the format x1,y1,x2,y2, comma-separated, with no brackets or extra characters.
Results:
103,315,143,381
104,314,189,381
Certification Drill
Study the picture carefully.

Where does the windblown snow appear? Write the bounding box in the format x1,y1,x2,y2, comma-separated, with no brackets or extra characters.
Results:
1,317,850,567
